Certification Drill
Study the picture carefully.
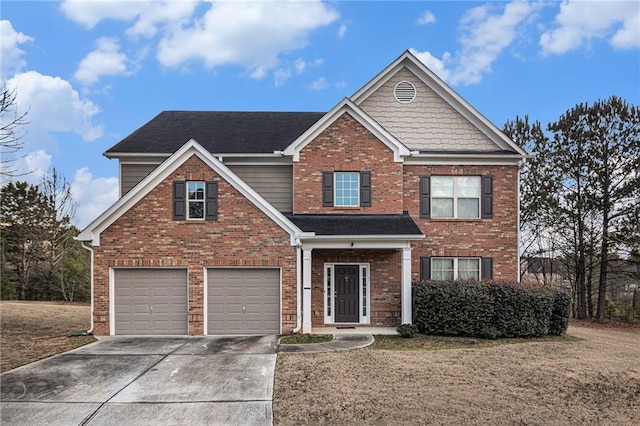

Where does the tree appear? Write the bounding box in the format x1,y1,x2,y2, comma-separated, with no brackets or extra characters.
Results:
584,97,640,319
37,168,79,301
0,84,29,178
0,181,46,299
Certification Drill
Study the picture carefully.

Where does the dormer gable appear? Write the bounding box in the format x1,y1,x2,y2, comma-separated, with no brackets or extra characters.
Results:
351,50,528,156
283,98,410,163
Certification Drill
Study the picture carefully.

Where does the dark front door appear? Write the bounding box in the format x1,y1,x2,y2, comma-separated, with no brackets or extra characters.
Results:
335,265,359,323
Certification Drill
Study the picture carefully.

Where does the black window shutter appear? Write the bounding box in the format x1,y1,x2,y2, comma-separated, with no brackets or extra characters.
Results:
419,176,431,218
360,171,371,207
205,181,218,221
481,175,493,218
173,181,186,220
420,257,431,281
322,172,333,207
481,257,493,280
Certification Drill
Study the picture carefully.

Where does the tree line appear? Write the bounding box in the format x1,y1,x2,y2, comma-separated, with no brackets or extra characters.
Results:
504,96,640,320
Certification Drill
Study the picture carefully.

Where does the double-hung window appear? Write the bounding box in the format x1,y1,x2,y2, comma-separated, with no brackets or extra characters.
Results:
421,256,493,281
431,176,481,218
432,258,480,280
334,172,360,207
187,181,205,219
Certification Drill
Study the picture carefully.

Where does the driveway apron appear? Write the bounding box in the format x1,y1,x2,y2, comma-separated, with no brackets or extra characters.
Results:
0,335,279,426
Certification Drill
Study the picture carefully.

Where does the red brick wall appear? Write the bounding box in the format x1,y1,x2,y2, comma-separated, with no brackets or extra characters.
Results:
404,164,519,282
92,155,297,335
310,249,402,327
293,112,404,214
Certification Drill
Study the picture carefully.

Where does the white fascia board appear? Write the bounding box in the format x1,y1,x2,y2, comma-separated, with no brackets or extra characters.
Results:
283,98,410,163
78,139,308,246
405,153,528,166
350,50,528,158
104,152,170,160
301,234,425,250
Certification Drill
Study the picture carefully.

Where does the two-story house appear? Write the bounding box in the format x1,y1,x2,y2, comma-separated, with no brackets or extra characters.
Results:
77,51,528,336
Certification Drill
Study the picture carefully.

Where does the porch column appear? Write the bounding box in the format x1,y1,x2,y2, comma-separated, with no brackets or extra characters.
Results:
302,248,313,333
401,247,412,324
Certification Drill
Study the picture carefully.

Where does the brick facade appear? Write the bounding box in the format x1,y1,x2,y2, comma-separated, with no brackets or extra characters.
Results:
404,164,520,282
293,112,404,214
92,155,297,335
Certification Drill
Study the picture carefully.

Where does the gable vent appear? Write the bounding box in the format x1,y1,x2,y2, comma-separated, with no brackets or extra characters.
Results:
394,81,416,103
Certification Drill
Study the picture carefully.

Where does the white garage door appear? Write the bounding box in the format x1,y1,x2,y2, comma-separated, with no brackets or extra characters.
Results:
207,268,280,335
114,268,188,335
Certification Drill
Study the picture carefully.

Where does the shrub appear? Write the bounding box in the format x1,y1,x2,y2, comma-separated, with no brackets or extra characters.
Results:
413,280,563,339
548,291,572,335
397,323,418,338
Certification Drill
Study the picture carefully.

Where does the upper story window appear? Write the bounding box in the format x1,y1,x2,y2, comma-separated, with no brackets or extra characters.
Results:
187,181,205,219
334,172,360,207
322,171,371,208
420,175,492,219
432,176,480,218
173,181,218,221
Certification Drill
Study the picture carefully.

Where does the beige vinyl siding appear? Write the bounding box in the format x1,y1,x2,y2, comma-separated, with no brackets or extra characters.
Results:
227,165,293,212
121,163,159,195
360,67,498,152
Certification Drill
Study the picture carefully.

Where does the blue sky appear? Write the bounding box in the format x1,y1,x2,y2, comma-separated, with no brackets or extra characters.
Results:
2,0,639,228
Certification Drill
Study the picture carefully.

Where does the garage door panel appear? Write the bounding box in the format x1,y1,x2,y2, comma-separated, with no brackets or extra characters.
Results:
207,268,280,335
114,269,187,335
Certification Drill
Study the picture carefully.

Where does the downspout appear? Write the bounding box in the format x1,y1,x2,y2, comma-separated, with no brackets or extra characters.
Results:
292,239,302,333
80,242,94,334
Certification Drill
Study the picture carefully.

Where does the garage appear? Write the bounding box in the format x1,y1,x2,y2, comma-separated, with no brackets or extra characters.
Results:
114,268,188,335
207,268,280,335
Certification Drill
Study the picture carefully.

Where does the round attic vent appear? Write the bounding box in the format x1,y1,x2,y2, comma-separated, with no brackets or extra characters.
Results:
394,81,416,103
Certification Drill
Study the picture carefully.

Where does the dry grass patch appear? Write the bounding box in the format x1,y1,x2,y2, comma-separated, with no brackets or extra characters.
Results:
274,324,640,425
0,301,95,372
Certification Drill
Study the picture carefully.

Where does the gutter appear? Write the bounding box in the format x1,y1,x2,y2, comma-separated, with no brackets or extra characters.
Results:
80,242,94,334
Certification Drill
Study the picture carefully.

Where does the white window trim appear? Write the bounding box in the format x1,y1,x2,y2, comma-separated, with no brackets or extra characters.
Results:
431,257,481,281
431,176,481,219
324,263,370,324
187,181,205,220
334,172,360,207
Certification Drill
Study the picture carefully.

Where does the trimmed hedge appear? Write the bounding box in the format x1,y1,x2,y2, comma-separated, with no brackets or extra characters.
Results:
413,280,571,339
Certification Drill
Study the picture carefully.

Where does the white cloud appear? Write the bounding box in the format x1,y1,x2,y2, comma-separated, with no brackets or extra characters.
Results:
156,1,339,77
410,49,452,82
416,10,436,25
338,23,347,38
309,77,329,91
0,20,33,80
70,167,118,228
274,68,292,87
411,2,537,86
6,72,103,152
294,58,307,74
540,0,640,54
60,0,198,36
75,37,130,85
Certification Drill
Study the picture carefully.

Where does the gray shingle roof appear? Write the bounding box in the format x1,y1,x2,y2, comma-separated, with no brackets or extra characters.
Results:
285,214,423,236
105,111,325,155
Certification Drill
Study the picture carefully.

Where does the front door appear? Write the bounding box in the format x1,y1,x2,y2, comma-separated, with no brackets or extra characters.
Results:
335,265,359,322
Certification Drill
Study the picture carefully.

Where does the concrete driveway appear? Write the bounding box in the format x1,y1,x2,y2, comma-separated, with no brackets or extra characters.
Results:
0,335,279,425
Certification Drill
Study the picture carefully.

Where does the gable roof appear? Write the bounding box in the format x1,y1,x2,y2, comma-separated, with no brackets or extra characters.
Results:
283,98,411,162
78,139,312,245
351,50,528,157
105,111,324,157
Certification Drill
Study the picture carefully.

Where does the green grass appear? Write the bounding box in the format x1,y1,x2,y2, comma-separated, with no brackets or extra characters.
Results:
371,333,579,351
280,334,333,344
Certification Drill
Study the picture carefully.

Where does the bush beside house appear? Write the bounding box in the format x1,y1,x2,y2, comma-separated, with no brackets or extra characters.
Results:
413,280,571,339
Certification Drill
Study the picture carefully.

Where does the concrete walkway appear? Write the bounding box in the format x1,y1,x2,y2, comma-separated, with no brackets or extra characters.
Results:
1,336,278,426
278,334,375,353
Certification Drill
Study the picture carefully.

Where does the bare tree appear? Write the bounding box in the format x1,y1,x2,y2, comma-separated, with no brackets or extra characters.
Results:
0,84,29,178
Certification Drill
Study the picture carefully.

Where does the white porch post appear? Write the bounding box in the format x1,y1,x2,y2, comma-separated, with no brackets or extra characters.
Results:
401,247,412,324
302,248,313,333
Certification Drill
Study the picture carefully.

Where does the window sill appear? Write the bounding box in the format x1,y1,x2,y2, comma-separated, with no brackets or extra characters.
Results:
427,218,484,222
